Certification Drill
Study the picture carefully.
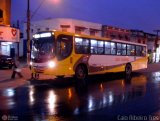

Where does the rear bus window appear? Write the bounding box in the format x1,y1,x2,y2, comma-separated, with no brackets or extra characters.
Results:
127,44,135,56
136,46,145,56
142,46,146,56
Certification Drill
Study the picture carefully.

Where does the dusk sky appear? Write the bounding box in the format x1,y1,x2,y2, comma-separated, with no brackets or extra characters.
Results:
11,0,160,33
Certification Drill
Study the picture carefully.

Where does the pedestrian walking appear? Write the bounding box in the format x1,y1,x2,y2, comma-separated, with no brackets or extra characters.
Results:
11,57,23,79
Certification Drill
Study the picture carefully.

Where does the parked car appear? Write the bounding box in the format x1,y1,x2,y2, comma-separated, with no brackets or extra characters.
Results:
0,55,14,69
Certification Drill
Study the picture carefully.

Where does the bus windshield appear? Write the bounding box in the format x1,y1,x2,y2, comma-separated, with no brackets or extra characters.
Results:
31,36,55,63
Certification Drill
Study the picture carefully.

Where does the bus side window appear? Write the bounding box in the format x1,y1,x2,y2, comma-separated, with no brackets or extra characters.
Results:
111,42,116,55
122,44,126,55
127,44,131,56
105,41,111,54
75,37,89,54
117,43,122,55
75,38,82,53
90,39,98,54
97,41,104,54
82,38,90,54
131,45,135,56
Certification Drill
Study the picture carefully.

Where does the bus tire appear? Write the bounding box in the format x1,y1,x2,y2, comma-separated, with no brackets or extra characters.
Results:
57,76,64,78
125,63,132,76
75,64,88,80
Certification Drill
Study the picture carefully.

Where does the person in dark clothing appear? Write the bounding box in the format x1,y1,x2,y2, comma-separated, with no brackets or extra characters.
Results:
11,58,23,79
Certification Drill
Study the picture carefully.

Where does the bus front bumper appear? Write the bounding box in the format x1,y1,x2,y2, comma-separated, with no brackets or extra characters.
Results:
31,66,74,76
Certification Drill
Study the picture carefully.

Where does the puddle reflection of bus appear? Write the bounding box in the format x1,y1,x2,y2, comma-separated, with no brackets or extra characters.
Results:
73,75,147,114
30,31,148,80
27,74,147,117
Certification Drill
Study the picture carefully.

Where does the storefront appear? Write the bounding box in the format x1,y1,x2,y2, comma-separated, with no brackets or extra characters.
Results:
0,25,20,57
154,42,160,63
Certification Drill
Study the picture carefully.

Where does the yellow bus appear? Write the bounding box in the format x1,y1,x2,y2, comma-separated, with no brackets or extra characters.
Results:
30,31,147,79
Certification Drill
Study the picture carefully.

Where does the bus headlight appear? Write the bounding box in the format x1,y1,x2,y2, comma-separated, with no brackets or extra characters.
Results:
48,61,56,68
30,61,33,66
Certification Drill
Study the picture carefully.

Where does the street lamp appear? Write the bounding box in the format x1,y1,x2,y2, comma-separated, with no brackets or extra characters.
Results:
27,0,30,65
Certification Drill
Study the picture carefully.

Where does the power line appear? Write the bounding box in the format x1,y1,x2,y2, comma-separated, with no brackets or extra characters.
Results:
153,29,160,42
31,0,46,19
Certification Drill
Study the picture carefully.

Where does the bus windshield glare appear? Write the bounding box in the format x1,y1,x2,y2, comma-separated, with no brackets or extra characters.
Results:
31,35,55,63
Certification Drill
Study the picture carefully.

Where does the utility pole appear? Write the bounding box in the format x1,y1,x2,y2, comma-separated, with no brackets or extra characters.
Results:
27,0,30,65
153,30,160,62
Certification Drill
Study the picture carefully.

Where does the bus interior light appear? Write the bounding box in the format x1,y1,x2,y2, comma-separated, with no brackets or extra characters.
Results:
40,33,52,38
33,34,40,38
33,32,52,38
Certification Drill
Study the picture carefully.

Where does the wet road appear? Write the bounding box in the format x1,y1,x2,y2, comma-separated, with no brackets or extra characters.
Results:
0,72,160,121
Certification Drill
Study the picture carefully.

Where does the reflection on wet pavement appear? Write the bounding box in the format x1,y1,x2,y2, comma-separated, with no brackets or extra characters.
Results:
0,72,160,121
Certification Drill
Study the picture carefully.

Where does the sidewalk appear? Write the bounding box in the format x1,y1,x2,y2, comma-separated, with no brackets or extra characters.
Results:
0,65,30,90
0,61,55,90
0,62,160,90
137,62,160,73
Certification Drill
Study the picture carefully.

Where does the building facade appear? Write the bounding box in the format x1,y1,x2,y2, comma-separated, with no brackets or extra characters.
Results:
130,30,147,44
102,25,130,41
0,0,11,25
145,33,157,63
0,0,20,57
22,18,159,62
24,18,102,38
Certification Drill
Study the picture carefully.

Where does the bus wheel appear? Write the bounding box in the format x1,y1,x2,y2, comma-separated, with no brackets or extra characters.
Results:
57,76,64,78
125,64,132,76
75,65,88,80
